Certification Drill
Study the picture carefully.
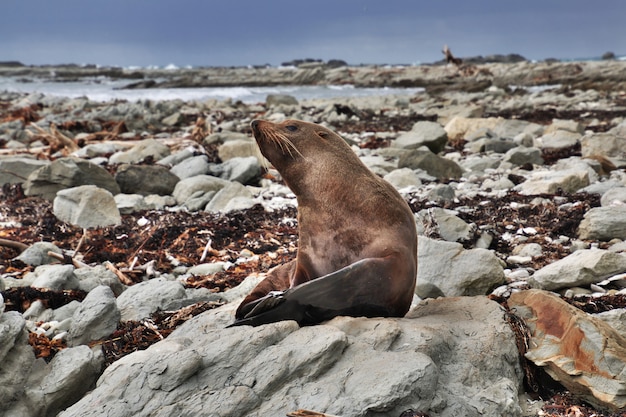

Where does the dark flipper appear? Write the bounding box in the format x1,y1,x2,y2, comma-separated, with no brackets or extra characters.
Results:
228,258,397,327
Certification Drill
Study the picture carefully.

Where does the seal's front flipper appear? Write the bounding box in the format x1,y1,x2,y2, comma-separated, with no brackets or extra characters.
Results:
242,291,286,318
228,257,401,327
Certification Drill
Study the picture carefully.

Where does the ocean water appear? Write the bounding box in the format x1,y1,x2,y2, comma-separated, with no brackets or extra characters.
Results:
0,76,423,103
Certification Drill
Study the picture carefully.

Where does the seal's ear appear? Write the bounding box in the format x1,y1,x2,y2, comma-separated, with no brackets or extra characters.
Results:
317,131,329,139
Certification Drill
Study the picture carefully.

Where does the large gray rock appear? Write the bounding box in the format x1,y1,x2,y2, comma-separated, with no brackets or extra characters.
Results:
157,148,194,167
114,193,153,214
444,116,501,140
210,156,261,184
172,175,230,206
416,208,473,243
0,156,48,185
515,168,589,195
114,164,180,195
461,155,501,173
29,264,80,290
0,311,26,363
218,139,259,161
398,149,463,180
24,157,120,201
0,313,36,413
578,206,626,241
74,264,125,295
544,119,583,134
600,186,626,207
205,181,255,213
537,130,581,149
595,309,626,338
416,236,505,298
581,132,626,162
492,118,543,138
109,139,170,164
14,242,62,266
21,345,104,417
383,167,422,189
68,285,120,346
59,296,523,417
169,154,211,179
503,146,544,166
467,137,517,154
392,121,448,153
116,277,188,322
53,185,121,229
528,249,626,291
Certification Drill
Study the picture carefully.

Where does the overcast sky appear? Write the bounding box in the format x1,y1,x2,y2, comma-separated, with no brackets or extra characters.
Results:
1,1,624,67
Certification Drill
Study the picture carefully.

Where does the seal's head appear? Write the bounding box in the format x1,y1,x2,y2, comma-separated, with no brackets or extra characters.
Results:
251,119,366,195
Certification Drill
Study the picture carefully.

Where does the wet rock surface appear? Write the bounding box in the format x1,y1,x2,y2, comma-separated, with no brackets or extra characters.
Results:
2,61,626,416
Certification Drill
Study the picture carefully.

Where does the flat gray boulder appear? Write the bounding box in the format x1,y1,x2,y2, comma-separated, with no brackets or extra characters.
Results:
515,168,589,195
210,156,261,184
392,121,448,154
0,156,48,185
169,154,211,179
578,206,626,241
116,277,188,322
172,175,230,206
59,296,523,417
528,249,626,291
417,236,505,298
25,157,120,201
399,149,463,180
109,139,170,164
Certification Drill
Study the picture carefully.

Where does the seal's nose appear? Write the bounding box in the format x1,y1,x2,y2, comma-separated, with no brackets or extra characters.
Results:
251,120,259,131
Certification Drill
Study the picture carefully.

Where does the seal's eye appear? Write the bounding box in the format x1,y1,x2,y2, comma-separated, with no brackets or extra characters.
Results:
285,125,298,132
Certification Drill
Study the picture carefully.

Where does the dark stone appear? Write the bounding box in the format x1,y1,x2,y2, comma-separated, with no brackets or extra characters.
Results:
0,61,25,67
327,59,348,68
602,51,616,60
114,164,180,196
398,149,463,180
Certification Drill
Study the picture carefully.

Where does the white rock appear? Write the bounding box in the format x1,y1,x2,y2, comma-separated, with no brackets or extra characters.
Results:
53,185,121,229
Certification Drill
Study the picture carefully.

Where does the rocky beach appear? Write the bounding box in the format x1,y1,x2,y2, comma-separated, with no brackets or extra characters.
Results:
1,58,626,417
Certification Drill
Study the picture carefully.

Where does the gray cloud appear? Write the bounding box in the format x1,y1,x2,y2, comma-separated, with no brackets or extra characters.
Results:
1,0,624,67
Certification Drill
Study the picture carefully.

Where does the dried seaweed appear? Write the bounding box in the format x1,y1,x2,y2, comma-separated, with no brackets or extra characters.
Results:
96,301,223,366
28,331,66,361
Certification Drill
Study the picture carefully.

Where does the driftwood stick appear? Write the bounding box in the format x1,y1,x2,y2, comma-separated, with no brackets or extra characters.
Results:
0,145,50,155
287,410,341,417
28,123,80,153
74,228,88,255
0,238,29,253
104,261,135,286
200,239,212,263
46,250,89,268
49,124,80,152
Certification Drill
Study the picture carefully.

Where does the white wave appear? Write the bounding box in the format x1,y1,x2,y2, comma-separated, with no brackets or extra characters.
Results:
0,77,422,103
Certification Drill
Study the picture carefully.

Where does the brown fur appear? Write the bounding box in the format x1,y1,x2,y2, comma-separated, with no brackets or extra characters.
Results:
234,119,418,323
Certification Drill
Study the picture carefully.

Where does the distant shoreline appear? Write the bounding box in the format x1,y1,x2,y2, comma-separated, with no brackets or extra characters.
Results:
1,58,626,92
1,51,623,71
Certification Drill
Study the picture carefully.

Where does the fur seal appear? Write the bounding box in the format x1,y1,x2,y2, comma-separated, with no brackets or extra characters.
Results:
230,119,417,327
